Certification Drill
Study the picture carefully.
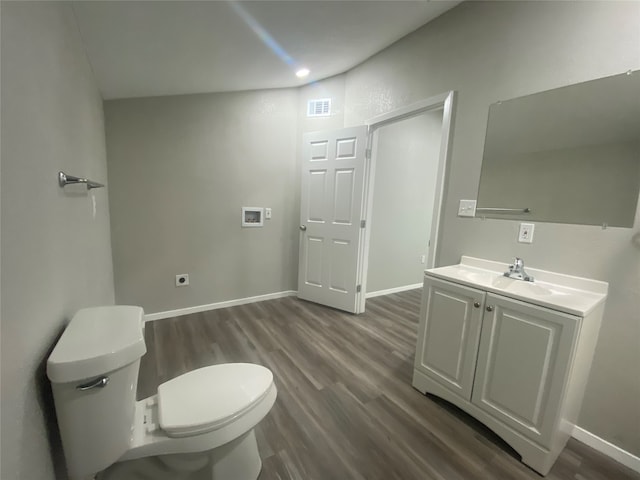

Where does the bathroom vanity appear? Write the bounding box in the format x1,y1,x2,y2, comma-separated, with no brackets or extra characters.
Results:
412,256,608,475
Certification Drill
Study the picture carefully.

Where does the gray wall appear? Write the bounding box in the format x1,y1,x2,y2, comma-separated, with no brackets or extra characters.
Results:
104,75,349,315
1,3,115,479
343,0,640,455
367,111,442,293
105,90,299,314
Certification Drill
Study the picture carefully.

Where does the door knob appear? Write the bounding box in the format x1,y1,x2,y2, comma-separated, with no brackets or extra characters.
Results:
473,301,480,308
299,225,307,231
486,305,494,312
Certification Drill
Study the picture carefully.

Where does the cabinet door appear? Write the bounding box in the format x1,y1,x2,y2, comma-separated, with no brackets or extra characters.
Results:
471,294,579,447
415,277,485,400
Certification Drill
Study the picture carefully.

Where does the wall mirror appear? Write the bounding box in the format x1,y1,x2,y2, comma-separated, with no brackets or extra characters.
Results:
477,70,640,227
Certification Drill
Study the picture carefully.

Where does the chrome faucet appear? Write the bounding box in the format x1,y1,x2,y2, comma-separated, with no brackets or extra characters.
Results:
504,257,535,282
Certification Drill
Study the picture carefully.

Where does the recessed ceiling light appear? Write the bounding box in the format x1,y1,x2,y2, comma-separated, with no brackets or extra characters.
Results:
296,68,310,78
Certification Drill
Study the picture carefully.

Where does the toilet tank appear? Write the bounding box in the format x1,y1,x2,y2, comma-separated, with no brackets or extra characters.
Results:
47,306,146,479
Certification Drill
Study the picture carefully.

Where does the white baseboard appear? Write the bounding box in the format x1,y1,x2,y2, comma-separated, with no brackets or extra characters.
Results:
365,283,422,299
145,283,422,321
572,426,640,473
144,290,297,322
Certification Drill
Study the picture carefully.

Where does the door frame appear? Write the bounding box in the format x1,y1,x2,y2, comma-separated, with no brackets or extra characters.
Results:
356,91,457,313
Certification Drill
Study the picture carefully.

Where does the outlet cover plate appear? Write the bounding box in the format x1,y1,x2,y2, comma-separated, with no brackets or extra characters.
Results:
518,223,535,243
458,199,477,217
176,274,189,287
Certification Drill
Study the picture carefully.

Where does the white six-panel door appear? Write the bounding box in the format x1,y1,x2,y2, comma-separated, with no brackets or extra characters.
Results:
297,126,368,313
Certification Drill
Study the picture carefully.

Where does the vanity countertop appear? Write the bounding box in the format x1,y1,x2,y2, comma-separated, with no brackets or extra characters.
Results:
425,256,608,316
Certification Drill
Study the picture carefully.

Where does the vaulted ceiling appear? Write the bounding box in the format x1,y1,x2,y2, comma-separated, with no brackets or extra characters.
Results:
72,1,462,99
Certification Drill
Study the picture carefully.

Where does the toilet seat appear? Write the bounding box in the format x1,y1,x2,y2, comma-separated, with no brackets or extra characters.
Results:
157,363,273,438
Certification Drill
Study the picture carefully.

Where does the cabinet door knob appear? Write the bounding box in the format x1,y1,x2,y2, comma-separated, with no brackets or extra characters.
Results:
486,305,494,312
473,301,480,308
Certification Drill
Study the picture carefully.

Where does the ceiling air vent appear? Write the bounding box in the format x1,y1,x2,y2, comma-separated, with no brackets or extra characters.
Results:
307,98,331,117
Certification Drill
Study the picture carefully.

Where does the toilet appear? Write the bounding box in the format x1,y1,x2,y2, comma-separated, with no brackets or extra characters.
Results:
47,306,277,480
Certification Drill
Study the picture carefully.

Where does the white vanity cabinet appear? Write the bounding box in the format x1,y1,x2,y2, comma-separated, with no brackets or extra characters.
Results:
412,257,608,476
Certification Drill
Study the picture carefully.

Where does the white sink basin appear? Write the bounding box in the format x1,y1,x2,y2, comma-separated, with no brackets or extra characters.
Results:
490,276,554,296
426,256,608,316
455,269,497,285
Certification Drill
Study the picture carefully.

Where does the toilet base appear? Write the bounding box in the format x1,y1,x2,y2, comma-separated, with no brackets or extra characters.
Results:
211,430,262,479
97,429,262,480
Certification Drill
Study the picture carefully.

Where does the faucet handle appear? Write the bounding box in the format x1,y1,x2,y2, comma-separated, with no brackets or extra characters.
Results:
505,257,534,282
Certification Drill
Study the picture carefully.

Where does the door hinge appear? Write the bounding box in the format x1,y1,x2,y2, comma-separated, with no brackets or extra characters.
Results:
360,220,366,228
356,285,362,293
365,149,372,159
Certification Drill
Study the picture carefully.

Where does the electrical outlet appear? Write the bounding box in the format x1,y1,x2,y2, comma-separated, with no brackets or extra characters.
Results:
458,199,477,217
420,255,426,264
175,274,189,287
518,223,535,243
265,207,272,219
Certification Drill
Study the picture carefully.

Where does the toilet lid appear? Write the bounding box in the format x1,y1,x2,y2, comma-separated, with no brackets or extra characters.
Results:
157,363,273,438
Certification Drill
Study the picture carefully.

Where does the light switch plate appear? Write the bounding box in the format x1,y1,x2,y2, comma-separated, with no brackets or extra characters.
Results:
518,223,535,243
458,199,477,217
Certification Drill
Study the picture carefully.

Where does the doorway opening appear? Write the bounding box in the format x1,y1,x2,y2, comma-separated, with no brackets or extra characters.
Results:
297,92,456,314
358,92,456,312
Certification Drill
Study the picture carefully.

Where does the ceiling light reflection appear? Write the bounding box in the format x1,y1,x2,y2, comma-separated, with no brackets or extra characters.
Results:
296,68,310,78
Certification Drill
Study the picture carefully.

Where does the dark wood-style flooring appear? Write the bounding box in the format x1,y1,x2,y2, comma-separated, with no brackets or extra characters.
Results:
138,290,639,480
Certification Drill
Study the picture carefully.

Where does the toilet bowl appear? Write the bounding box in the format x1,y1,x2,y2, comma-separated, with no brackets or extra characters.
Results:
47,306,277,480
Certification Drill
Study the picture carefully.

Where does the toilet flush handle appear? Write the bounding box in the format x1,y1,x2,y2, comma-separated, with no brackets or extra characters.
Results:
76,375,109,391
